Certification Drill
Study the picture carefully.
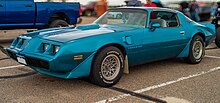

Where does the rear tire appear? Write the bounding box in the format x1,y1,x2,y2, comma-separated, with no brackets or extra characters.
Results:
84,10,92,17
90,46,124,87
184,35,205,64
49,19,68,28
215,27,220,48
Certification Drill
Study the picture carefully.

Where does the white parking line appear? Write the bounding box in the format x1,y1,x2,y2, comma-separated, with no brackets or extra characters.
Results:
0,65,25,70
96,66,220,103
205,55,220,59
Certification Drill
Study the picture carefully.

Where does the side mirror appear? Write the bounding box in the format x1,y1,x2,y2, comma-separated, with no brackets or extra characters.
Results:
150,23,161,31
152,23,161,28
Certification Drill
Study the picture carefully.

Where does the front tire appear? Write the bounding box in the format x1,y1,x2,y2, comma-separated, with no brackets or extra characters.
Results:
90,46,124,87
215,27,220,48
184,35,205,64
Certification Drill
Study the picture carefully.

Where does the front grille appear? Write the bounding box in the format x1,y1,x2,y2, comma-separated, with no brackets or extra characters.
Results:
7,50,17,61
25,57,49,70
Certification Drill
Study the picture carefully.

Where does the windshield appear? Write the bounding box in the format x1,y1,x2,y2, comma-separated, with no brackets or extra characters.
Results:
94,9,148,28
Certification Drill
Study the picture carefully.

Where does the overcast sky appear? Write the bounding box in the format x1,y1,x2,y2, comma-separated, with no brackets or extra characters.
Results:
70,0,216,5
36,0,216,6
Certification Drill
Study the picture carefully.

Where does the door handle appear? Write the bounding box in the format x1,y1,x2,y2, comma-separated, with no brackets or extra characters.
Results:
0,4,3,7
180,31,185,35
25,4,32,7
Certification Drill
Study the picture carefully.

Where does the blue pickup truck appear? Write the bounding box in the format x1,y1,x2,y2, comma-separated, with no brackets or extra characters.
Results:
0,0,80,29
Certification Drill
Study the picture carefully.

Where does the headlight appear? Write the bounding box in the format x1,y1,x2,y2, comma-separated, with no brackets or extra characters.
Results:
53,45,60,54
43,43,49,51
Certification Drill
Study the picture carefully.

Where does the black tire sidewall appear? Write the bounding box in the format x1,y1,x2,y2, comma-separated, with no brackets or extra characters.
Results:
215,27,220,48
91,46,124,87
85,10,92,17
49,19,68,28
187,35,205,64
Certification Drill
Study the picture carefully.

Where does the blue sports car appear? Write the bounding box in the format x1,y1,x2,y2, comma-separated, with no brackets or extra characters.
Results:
5,7,216,87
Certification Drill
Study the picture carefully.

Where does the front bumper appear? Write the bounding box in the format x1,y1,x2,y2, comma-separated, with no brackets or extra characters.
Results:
6,48,95,79
5,34,97,79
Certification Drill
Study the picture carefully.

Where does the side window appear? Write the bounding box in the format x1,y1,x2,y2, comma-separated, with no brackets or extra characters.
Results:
150,11,180,28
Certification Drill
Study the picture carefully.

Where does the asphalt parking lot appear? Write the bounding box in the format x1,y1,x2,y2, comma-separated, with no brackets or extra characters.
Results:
0,17,220,103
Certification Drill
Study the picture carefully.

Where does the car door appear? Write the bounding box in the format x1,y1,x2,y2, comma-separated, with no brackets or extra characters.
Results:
0,0,5,24
5,0,35,26
142,11,189,61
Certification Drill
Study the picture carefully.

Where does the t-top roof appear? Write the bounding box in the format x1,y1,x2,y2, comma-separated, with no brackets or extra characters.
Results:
110,7,177,13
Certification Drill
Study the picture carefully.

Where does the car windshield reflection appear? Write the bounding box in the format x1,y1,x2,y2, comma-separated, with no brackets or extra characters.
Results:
94,9,148,28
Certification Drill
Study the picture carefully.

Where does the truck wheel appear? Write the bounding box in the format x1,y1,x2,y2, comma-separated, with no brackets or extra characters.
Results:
84,10,92,16
77,17,82,24
49,19,68,28
184,35,205,64
90,46,124,87
215,27,220,48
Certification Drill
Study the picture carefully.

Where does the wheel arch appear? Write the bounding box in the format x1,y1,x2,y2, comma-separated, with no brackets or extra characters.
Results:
193,32,205,42
183,32,205,64
89,43,127,86
177,32,206,58
49,12,70,24
95,43,127,57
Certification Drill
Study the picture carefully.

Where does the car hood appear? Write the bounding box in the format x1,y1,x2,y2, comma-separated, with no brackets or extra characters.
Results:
36,24,138,43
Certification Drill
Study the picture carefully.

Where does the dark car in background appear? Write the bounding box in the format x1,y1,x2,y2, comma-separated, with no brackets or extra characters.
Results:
212,2,220,48
165,2,211,21
198,5,211,21
81,1,96,16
